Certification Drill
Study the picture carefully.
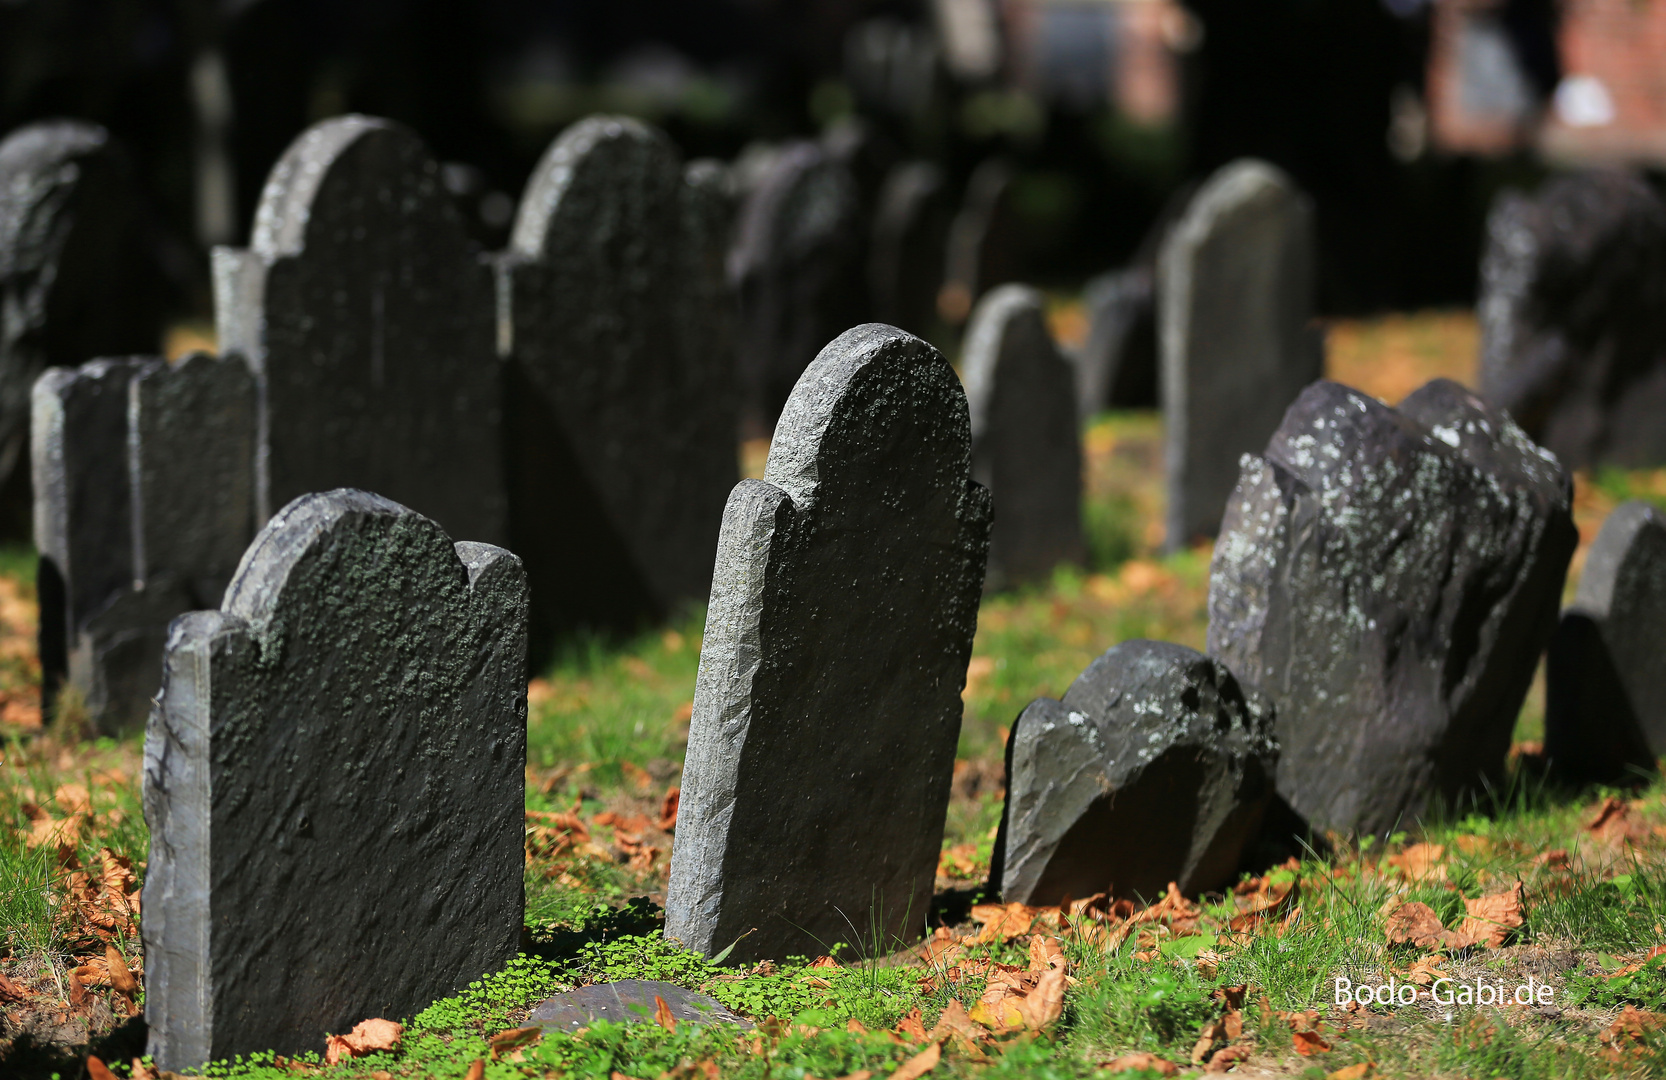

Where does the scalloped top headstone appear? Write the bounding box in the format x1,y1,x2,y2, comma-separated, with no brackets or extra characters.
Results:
141,489,527,1071
666,324,990,964
497,116,737,637
1159,159,1322,549
213,115,504,542
962,284,1083,588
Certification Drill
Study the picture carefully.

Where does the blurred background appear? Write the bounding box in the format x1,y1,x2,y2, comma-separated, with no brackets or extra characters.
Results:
5,0,1662,328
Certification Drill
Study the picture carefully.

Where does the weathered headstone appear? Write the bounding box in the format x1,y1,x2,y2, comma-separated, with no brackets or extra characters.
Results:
0,121,163,530
142,489,527,1071
869,161,951,340
666,324,990,963
1158,159,1323,549
1073,266,1156,418
730,141,866,434
529,981,753,1033
962,284,1083,588
1478,169,1666,469
1208,379,1575,835
939,158,1022,326
213,115,505,542
1546,501,1666,782
991,640,1277,904
497,116,737,640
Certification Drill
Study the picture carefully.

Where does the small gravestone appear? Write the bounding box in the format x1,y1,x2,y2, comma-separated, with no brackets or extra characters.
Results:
1208,379,1575,835
939,158,1022,325
142,489,527,1071
1158,159,1323,549
0,121,163,529
529,981,752,1033
213,115,504,543
961,284,1083,588
1546,501,1666,782
730,141,866,434
992,640,1276,904
666,325,990,964
1478,169,1666,469
869,161,951,340
497,116,737,640
1073,266,1156,418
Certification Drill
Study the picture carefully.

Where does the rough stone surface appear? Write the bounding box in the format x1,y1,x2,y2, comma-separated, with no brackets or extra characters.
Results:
497,116,736,641
940,158,1021,324
0,121,163,515
141,489,527,1071
1478,169,1666,469
869,161,950,340
1208,379,1576,835
729,140,866,434
529,981,752,1033
1073,266,1156,417
213,115,505,543
1159,159,1322,549
1546,501,1666,782
992,640,1276,904
666,324,990,964
961,284,1083,588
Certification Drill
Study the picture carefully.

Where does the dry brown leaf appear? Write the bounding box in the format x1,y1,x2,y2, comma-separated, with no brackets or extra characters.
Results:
129,1058,159,1080
1027,935,1066,974
1205,1044,1254,1072
55,783,92,816
1383,902,1449,950
1326,1064,1373,1080
67,968,87,1006
1292,1029,1332,1056
894,1008,928,1042
106,945,139,995
1191,1018,1227,1064
1611,944,1666,979
323,1018,403,1065
489,1026,543,1060
970,902,1040,943
463,1062,485,1080
660,787,680,830
1014,966,1067,1030
889,1041,941,1080
845,1018,868,1034
1600,1006,1663,1058
1402,954,1446,985
86,1056,118,1080
0,973,30,1002
1587,798,1653,846
1100,1052,1178,1075
1455,882,1525,949
1385,843,1445,882
808,954,839,969
1534,848,1569,869
652,995,677,1033
924,1000,989,1045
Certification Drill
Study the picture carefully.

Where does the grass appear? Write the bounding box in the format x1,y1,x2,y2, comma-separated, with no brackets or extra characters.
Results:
8,312,1666,1077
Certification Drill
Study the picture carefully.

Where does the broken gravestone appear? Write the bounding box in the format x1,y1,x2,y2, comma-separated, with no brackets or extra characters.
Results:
1158,159,1323,549
1478,169,1666,470
730,140,866,434
992,640,1277,904
666,324,990,964
497,115,737,641
32,354,255,732
213,115,505,543
142,489,527,1071
1208,379,1576,835
961,284,1084,588
869,161,951,340
529,981,752,1033
1546,501,1666,783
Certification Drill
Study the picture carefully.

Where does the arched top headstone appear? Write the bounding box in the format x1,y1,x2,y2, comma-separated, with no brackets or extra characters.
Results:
508,114,680,262
1575,500,1666,617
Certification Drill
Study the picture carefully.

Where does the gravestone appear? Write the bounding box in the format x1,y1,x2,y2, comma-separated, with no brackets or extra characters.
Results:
529,981,753,1033
497,116,737,640
730,140,866,434
213,115,505,543
142,489,527,1071
1546,501,1666,783
1208,379,1575,835
1073,266,1156,418
961,284,1083,588
869,161,951,340
992,640,1276,904
666,324,990,964
1158,159,1323,549
939,158,1022,326
0,121,164,531
1478,169,1666,469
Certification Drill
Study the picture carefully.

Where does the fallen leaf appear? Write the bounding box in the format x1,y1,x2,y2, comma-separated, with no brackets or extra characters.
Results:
1383,902,1450,950
0,973,30,1002
652,995,677,1033
846,1018,868,1034
1327,1064,1373,1080
1206,1044,1253,1072
890,1041,941,1080
323,1018,403,1065
1587,798,1652,846
1014,966,1067,1030
68,968,87,1005
489,1026,543,1060
1385,843,1445,882
1611,944,1666,979
1600,1006,1663,1058
621,761,652,793
1192,1017,1227,1064
86,1056,117,1080
1292,1030,1332,1056
660,787,680,830
129,1058,158,1080
809,954,839,969
1534,849,1569,869
465,1062,485,1080
1454,882,1525,949
1101,1052,1178,1075
894,1008,928,1042
925,1000,988,1045
55,783,92,816
106,945,139,994
970,902,1040,943
1027,935,1066,974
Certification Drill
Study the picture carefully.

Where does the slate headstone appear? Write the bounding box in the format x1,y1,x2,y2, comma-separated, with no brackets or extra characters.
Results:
939,158,1022,325
1158,159,1323,549
0,121,163,530
213,115,505,542
1073,266,1156,418
869,161,951,340
497,116,737,640
528,981,753,1033
142,489,527,1071
991,640,1277,904
666,324,991,964
1546,501,1666,783
1478,169,1666,469
962,284,1084,588
1208,379,1576,835
730,140,866,434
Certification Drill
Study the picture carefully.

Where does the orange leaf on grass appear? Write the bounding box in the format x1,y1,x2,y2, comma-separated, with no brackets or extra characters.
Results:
1385,843,1445,882
1205,1044,1253,1072
890,1041,941,1080
1455,882,1525,949
105,945,139,995
1383,902,1450,950
1327,1063,1373,1080
1027,935,1066,974
463,1061,485,1080
654,995,678,1033
1014,966,1067,1030
85,1056,118,1080
489,1026,543,1060
894,1008,928,1042
1102,1052,1178,1075
323,1018,403,1065
1292,1030,1332,1056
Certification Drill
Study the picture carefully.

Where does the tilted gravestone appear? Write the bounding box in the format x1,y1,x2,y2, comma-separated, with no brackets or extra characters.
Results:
1208,379,1575,835
214,115,505,543
869,161,951,341
32,354,255,732
1478,169,1666,470
1158,159,1322,549
939,158,1022,326
1546,501,1666,783
497,116,737,640
666,324,990,963
142,489,527,1071
0,121,164,530
1073,266,1156,418
991,640,1277,904
729,140,866,434
961,284,1083,588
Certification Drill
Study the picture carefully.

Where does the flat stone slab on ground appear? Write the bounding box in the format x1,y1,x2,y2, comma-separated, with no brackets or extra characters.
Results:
528,981,752,1032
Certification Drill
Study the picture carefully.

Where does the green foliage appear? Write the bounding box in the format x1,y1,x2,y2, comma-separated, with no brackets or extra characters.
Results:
1533,862,1666,950
410,954,565,1033
1071,958,1220,1053
1565,951,1666,1010
565,930,721,988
